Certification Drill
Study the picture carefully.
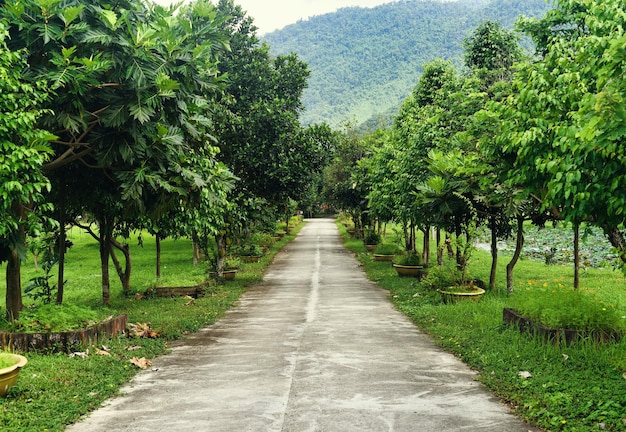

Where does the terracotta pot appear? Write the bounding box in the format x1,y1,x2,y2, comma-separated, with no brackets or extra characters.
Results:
0,353,27,397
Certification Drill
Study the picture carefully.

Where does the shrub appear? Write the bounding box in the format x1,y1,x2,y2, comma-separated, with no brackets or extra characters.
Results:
374,242,401,255
364,231,382,245
394,251,424,266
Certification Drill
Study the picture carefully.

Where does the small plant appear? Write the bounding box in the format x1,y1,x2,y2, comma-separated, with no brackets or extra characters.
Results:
394,251,424,266
364,231,382,245
24,252,64,305
0,353,16,369
224,256,241,271
419,262,464,290
374,242,401,255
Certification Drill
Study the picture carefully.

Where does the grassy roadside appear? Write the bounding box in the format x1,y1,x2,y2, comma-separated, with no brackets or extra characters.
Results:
339,224,626,432
0,221,305,431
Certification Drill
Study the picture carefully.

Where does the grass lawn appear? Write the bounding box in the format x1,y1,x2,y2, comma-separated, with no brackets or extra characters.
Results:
0,221,305,431
341,223,626,432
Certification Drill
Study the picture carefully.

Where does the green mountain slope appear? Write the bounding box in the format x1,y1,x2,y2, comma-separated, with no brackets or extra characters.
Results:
264,0,551,127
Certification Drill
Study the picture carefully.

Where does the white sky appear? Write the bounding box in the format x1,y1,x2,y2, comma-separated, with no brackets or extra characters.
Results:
232,1,394,34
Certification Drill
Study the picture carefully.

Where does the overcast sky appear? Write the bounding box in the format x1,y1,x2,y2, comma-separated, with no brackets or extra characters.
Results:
233,1,394,34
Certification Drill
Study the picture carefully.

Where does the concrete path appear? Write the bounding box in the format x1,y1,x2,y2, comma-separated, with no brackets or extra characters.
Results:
67,218,535,432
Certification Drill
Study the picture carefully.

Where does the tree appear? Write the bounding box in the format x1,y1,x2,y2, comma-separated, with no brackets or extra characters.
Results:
2,0,233,303
0,30,55,320
463,20,523,88
501,0,626,279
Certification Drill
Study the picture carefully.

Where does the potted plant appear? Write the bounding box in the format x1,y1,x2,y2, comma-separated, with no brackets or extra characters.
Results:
393,251,426,278
238,244,263,263
363,231,382,251
222,256,241,280
373,242,401,261
0,352,27,397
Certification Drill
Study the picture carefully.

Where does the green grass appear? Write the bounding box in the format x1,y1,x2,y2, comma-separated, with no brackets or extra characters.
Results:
0,220,305,431
340,223,626,432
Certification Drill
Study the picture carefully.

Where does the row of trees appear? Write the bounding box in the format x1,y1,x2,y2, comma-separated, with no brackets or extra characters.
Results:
0,0,338,320
325,0,626,292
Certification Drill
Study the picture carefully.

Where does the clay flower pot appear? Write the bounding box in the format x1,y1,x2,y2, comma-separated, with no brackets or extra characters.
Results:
0,353,27,397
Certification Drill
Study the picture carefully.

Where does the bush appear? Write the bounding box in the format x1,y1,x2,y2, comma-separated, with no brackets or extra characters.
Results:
419,262,463,290
374,242,401,255
364,231,382,245
394,251,424,266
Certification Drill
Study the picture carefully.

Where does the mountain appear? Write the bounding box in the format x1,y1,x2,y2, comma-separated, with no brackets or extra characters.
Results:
263,0,552,128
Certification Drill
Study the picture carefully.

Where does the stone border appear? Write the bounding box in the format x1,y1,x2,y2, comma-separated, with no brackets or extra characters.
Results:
503,308,621,345
0,315,127,353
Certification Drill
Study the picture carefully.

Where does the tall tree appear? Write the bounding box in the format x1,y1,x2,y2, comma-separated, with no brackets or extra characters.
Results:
2,0,233,303
0,31,55,320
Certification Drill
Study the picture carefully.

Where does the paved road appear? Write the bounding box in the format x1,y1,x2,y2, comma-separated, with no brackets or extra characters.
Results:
67,218,535,432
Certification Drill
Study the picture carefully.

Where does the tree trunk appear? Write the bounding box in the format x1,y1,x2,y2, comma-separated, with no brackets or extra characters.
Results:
5,247,23,321
455,219,463,270
5,202,25,321
56,186,66,305
109,240,131,294
193,241,201,267
573,222,580,290
403,222,410,251
436,228,443,266
422,226,430,267
215,233,227,277
506,216,525,294
100,230,111,305
489,215,498,291
606,226,626,263
156,232,162,280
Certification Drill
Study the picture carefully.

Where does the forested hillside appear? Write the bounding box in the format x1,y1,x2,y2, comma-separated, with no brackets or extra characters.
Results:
264,0,551,127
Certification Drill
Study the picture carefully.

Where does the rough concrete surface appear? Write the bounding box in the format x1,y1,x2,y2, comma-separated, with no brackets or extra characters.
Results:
67,218,537,432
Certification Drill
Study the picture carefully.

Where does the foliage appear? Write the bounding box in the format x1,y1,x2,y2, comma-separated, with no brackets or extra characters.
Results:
418,261,465,291
394,251,424,267
363,231,381,245
236,244,263,257
24,253,62,305
0,353,18,369
373,242,401,255
265,0,550,127
8,303,103,333
509,283,626,332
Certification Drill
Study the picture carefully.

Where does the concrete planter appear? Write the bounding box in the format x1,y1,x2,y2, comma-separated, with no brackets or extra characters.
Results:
393,264,425,278
503,307,622,345
438,287,485,304
0,315,127,353
0,353,27,397
365,244,377,251
373,254,394,262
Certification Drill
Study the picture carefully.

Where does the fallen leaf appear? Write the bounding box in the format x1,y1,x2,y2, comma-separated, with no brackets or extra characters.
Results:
127,322,161,338
562,354,569,360
126,345,143,351
184,299,195,306
95,348,111,356
518,371,532,379
69,352,88,359
130,357,152,369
